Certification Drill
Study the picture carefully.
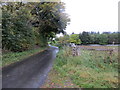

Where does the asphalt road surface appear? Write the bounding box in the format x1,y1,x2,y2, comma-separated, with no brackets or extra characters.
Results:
2,46,59,88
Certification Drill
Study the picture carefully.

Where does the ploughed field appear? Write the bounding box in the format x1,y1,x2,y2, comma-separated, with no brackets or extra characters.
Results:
79,45,118,51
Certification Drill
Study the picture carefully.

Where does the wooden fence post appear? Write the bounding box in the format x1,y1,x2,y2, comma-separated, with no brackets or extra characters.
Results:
71,45,80,56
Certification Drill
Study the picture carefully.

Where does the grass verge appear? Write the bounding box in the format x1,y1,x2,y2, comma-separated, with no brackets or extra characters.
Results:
44,46,119,88
41,69,79,88
2,47,46,67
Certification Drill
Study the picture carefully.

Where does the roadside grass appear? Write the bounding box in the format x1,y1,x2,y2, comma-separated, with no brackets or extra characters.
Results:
41,69,79,88
2,47,46,67
52,46,119,88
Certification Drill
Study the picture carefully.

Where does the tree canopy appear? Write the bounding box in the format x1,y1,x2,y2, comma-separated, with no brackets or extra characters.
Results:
79,31,120,45
2,2,70,51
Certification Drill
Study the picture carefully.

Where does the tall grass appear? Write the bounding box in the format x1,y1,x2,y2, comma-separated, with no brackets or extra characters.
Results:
53,46,119,88
2,47,46,67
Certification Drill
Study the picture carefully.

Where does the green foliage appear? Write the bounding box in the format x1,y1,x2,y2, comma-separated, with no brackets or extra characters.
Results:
2,2,70,51
98,34,108,45
79,31,120,45
2,47,46,67
2,2,35,52
108,33,120,44
79,31,91,44
55,34,82,48
69,34,81,44
58,35,69,44
31,2,70,46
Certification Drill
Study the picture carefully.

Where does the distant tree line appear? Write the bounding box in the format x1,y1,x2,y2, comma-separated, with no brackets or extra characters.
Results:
55,31,120,46
2,2,70,52
79,31,120,45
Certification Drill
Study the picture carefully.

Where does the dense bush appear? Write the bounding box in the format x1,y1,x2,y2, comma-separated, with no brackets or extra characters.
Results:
2,3,35,52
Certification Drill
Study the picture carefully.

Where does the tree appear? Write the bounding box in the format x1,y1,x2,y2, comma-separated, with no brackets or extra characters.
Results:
57,35,70,45
79,31,91,44
31,2,70,46
98,34,108,45
69,34,81,44
2,2,70,51
2,2,35,52
108,32,120,44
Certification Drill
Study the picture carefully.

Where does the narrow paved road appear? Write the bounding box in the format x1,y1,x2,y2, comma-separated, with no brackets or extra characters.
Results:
2,46,59,88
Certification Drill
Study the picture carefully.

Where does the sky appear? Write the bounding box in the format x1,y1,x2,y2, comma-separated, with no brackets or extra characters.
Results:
61,0,119,34
2,0,119,35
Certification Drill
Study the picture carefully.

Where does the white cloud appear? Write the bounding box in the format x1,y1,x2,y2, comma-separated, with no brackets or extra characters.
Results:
62,0,119,34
